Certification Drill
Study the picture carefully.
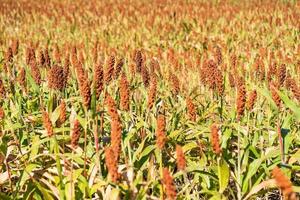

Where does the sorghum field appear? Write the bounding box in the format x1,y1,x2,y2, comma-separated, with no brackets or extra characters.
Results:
0,0,300,199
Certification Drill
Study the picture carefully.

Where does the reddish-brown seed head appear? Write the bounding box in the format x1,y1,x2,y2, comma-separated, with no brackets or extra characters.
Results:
71,120,81,149
0,78,6,98
29,59,41,85
105,147,119,183
141,64,150,88
247,90,257,111
162,168,177,200
105,94,119,121
104,55,115,84
110,118,122,159
214,45,222,66
63,55,70,88
42,111,53,137
93,61,104,100
236,84,246,120
59,100,67,125
289,78,300,103
147,76,157,109
210,124,221,155
48,65,65,91
76,64,91,109
44,47,51,67
156,114,167,150
119,73,130,111
277,64,286,87
270,82,281,109
186,97,196,122
114,58,124,80
272,167,296,200
18,68,26,91
176,145,186,171
135,50,143,73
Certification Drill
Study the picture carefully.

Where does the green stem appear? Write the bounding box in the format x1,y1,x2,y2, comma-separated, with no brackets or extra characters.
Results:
84,109,88,178
237,121,242,200
159,150,163,200
54,136,65,200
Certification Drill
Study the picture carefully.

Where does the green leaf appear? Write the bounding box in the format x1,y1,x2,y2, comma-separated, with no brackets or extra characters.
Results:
242,159,262,192
20,164,39,188
278,90,300,120
218,158,229,194
34,180,54,200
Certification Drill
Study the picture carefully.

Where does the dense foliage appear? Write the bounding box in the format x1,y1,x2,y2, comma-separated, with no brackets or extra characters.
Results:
0,0,300,199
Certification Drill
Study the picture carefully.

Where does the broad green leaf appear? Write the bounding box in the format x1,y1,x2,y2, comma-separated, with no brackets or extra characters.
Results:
218,158,229,194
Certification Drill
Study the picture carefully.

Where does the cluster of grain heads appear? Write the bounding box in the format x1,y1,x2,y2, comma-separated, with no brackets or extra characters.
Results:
76,63,91,109
105,147,119,183
104,55,115,84
0,78,6,98
270,82,281,109
105,93,119,121
42,111,53,137
201,59,224,95
210,124,221,155
63,55,70,87
38,49,46,67
162,168,177,200
175,145,186,171
289,78,300,102
110,117,122,158
156,114,167,150
44,46,51,67
267,61,277,82
119,73,130,111
147,76,157,109
228,72,236,88
186,97,196,122
114,58,124,80
48,65,65,91
58,100,67,126
25,45,36,65
252,57,265,81
277,64,286,87
93,61,104,100
272,167,297,200
135,50,143,73
215,69,224,96
246,90,257,111
71,120,81,149
236,83,246,120
141,65,150,88
105,94,122,158
29,59,42,85
17,68,26,92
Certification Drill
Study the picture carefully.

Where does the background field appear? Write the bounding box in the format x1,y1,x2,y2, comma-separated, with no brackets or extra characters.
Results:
0,0,300,199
